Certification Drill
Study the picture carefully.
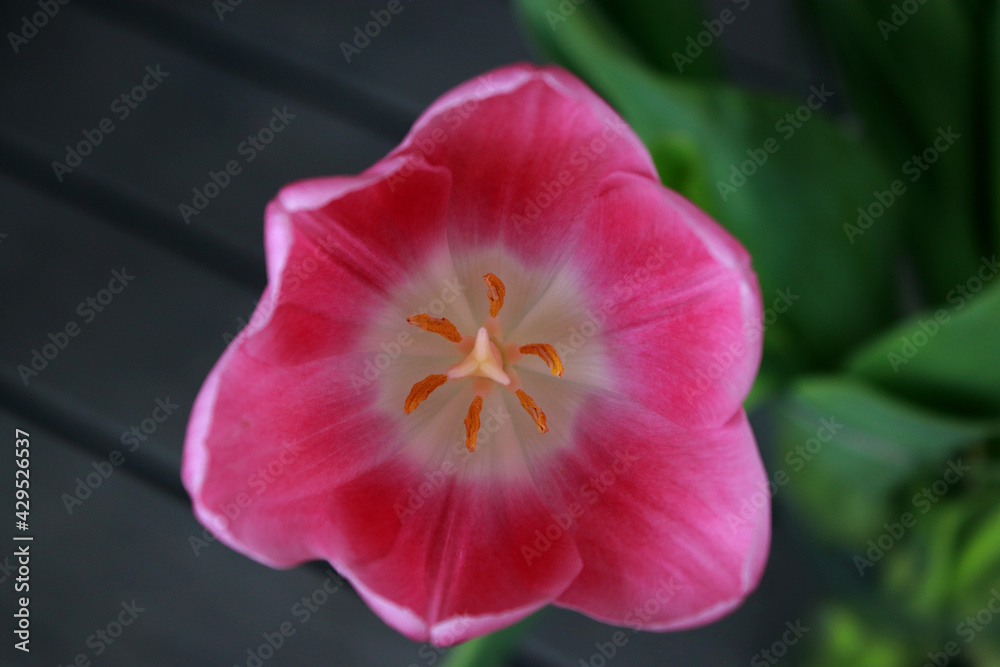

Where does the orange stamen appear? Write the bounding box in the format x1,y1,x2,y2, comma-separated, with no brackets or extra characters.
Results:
515,389,549,434
483,273,506,318
463,396,484,452
518,344,564,377
404,374,448,414
406,314,462,343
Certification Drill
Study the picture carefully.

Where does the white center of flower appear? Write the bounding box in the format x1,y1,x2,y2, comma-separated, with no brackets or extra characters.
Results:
447,328,511,385
365,248,609,474
401,273,563,451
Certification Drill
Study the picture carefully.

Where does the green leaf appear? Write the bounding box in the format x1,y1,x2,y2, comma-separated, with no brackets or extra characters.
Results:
793,0,983,303
591,0,725,80
848,278,1000,419
992,1,1000,259
880,476,1000,646
882,500,966,623
645,131,712,209
802,604,922,667
514,0,903,373
772,376,995,544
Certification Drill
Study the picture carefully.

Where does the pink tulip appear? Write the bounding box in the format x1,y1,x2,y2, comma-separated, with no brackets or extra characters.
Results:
183,63,769,645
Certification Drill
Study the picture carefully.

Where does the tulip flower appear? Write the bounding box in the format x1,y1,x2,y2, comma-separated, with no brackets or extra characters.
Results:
183,63,770,646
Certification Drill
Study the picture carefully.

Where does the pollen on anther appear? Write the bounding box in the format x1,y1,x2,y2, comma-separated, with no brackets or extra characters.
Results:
404,374,448,414
463,396,484,452
515,389,549,434
483,273,505,318
518,344,564,377
406,314,463,343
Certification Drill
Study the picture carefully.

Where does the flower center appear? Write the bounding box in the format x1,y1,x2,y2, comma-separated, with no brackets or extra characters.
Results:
402,273,564,452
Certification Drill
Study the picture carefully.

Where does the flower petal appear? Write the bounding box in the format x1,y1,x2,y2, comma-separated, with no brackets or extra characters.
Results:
536,398,769,629
320,453,584,645
265,154,453,303
388,64,658,263
181,329,399,567
184,163,452,566
567,172,762,428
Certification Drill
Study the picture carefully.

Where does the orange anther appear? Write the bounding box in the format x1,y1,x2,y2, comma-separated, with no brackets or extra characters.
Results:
515,389,548,434
406,314,463,343
518,344,564,377
483,273,506,318
404,374,448,414
464,396,484,452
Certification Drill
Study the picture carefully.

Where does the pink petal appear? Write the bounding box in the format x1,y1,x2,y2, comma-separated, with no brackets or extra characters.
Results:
320,455,584,645
538,399,769,629
387,63,658,263
569,172,762,428
265,154,453,301
181,332,397,567
184,162,451,566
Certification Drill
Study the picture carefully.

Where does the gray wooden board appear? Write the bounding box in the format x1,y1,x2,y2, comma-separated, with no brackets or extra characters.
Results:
0,7,397,259
0,408,424,667
0,174,254,473
123,0,536,110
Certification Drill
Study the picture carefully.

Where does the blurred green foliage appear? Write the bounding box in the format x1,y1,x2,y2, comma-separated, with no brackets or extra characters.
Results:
513,0,1000,664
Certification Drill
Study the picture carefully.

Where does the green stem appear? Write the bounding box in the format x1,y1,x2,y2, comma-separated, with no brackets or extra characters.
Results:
440,614,539,667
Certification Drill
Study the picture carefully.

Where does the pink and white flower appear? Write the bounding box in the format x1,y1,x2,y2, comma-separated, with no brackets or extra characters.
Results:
183,63,769,645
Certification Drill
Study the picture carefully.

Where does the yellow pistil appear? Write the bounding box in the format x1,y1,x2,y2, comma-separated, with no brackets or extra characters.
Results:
403,374,448,414
402,272,564,450
483,273,505,318
448,327,511,385
464,396,484,452
406,314,463,343
518,344,564,377
515,389,549,434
